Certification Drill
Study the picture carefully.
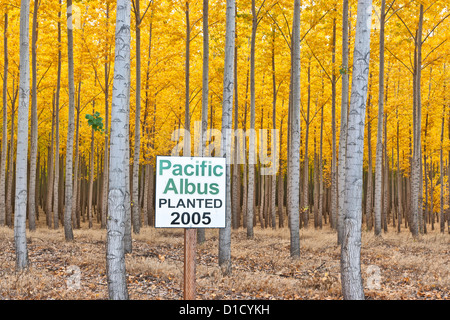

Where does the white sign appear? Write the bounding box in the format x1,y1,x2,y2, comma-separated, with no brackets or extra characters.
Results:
155,156,226,228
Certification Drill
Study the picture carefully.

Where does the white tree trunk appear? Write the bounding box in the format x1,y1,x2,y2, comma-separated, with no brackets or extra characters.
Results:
218,0,235,276
337,0,349,244
132,0,142,235
373,0,386,236
246,0,257,240
28,0,39,231
340,0,373,300
288,0,301,259
14,0,31,271
410,4,424,238
64,0,75,241
197,0,209,244
106,0,131,300
0,13,8,226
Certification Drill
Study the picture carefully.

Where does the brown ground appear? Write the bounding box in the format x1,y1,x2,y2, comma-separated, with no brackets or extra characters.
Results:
0,221,449,300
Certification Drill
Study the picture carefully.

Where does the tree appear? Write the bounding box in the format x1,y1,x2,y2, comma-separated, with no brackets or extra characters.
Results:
14,0,31,271
63,0,75,241
131,0,152,235
86,109,104,231
28,0,39,231
337,0,349,245
287,0,301,259
247,0,262,239
198,0,209,244
218,0,235,276
373,0,386,237
0,12,8,227
106,0,131,300
340,0,373,300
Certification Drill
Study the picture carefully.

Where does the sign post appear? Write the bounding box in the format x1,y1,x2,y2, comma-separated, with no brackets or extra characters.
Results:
155,156,226,299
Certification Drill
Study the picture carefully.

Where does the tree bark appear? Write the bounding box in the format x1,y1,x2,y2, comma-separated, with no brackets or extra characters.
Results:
247,0,257,239
288,0,301,259
365,72,373,230
6,80,17,228
410,4,424,238
197,0,209,244
64,0,75,241
88,106,95,231
218,0,235,275
72,82,81,229
132,0,142,235
14,0,31,270
337,0,349,244
373,0,386,237
330,15,337,231
106,0,131,300
0,12,8,226
340,0,373,300
302,61,311,228
28,0,39,231
101,2,111,229
440,71,446,233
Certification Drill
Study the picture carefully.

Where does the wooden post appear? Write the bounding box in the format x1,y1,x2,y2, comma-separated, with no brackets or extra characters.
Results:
184,228,196,299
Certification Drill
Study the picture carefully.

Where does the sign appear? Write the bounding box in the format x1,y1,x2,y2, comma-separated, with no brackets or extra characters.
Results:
155,156,226,228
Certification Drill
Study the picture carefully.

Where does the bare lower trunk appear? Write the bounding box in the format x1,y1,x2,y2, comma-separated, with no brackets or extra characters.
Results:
374,0,386,237
0,13,8,226
341,0,373,300
14,0,31,270
132,0,142,235
288,0,301,259
28,0,39,231
63,0,75,241
106,0,131,300
88,126,95,230
337,0,349,244
218,0,235,275
247,0,257,240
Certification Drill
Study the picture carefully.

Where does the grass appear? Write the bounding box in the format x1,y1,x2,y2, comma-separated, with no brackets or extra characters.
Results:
0,219,449,300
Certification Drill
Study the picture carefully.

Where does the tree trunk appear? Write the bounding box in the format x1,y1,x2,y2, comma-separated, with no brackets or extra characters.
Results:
330,14,337,231
88,117,95,230
278,116,284,228
101,2,111,229
396,107,402,232
340,0,373,300
6,81,17,228
106,0,131,300
365,72,373,230
218,0,235,275
63,0,75,241
14,0,31,270
28,0,39,231
0,12,8,226
373,0,386,237
410,4,424,238
197,0,209,244
271,29,277,230
337,0,349,244
288,0,301,259
441,66,446,233
72,82,81,229
132,0,142,235
302,61,311,228
318,101,324,229
247,0,257,240
232,12,241,230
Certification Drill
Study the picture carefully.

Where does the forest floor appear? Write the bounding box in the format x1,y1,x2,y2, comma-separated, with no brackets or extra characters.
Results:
0,219,449,300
